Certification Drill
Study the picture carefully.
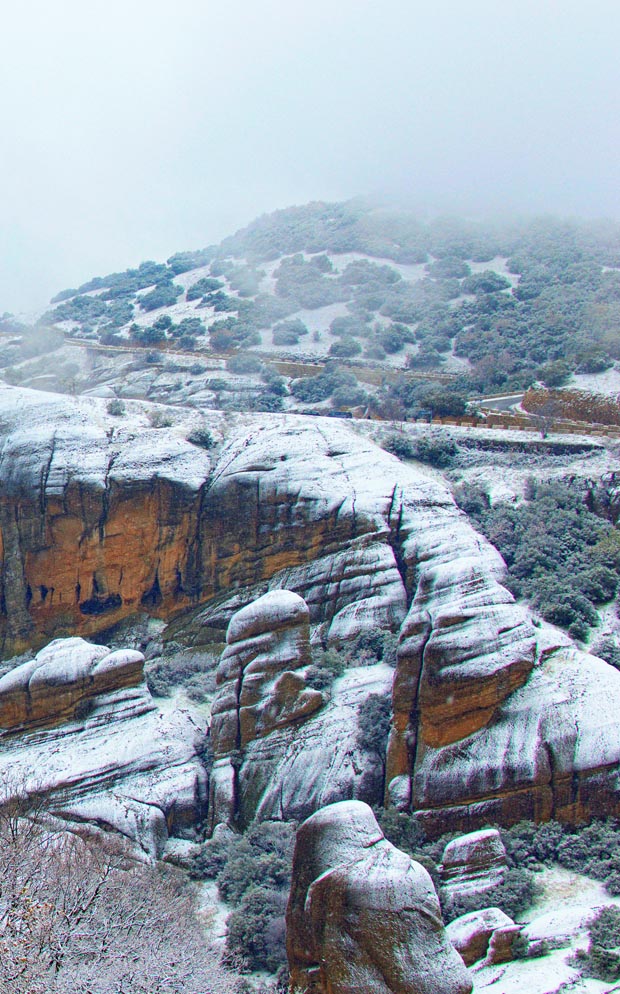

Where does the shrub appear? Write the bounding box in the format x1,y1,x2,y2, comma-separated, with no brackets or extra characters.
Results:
225,886,288,972
579,906,620,981
187,427,216,449
383,434,415,460
106,398,126,416
226,354,263,374
272,319,309,346
148,409,173,428
413,434,458,467
184,671,216,701
331,384,368,408
186,277,224,300
328,336,362,358
272,327,300,346
139,282,183,311
217,847,290,904
592,635,620,669
357,693,391,757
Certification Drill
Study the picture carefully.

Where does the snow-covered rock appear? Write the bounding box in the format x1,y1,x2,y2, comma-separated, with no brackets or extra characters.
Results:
0,636,206,856
286,800,473,994
3,391,620,834
208,590,323,829
441,830,508,901
447,908,515,967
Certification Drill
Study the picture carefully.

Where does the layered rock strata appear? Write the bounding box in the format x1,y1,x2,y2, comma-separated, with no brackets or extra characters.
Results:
0,636,206,855
286,800,472,994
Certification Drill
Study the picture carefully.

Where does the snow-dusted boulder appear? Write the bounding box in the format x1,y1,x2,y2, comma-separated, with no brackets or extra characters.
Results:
440,829,508,901
446,908,515,966
287,801,472,994
0,637,206,856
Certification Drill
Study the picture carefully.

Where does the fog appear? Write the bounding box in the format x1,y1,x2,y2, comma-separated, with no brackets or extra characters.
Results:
0,0,618,312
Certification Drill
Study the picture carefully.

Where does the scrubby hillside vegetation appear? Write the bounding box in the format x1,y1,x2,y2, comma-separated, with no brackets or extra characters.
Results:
0,201,617,415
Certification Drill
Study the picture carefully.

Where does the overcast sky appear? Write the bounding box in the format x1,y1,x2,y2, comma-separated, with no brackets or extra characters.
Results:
1,0,619,313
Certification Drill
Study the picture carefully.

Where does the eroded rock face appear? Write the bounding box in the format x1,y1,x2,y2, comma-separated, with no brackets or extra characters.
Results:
4,392,620,835
286,800,472,994
0,636,206,856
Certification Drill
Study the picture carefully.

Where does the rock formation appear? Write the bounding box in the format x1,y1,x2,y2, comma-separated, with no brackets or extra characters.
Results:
208,590,323,829
4,390,620,834
286,800,472,994
0,636,206,855
440,829,508,903
208,589,392,828
446,908,517,967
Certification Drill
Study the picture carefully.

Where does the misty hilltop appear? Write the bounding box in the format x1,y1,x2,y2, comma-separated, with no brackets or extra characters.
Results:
0,201,611,408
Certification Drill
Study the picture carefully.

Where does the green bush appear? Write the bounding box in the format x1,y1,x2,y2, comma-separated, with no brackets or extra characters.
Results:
413,434,458,467
139,282,183,311
357,693,391,757
328,336,362,358
186,277,225,300
383,434,415,459
226,354,263,374
579,907,620,981
225,886,288,972
187,427,216,449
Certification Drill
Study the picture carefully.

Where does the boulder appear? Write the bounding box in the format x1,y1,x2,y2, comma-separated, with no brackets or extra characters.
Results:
440,829,508,901
0,637,144,735
484,923,521,965
446,908,515,966
286,800,472,994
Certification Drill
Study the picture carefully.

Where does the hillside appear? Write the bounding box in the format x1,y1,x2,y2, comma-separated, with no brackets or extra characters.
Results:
2,201,620,423
3,203,620,991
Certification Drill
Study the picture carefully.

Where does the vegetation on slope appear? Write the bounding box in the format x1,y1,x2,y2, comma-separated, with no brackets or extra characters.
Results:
31,201,620,401
456,477,620,640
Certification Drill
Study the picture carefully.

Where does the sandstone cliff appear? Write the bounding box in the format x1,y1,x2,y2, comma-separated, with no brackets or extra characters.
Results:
4,388,620,837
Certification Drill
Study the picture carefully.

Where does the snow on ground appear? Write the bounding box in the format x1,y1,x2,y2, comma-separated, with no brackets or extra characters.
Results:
473,866,620,993
570,367,620,398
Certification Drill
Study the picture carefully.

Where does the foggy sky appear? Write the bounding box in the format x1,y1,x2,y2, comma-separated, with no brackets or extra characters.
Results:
1,0,619,313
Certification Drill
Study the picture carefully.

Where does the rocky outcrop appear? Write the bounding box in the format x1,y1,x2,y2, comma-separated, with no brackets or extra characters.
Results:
0,637,144,735
407,644,620,835
446,908,517,967
0,636,206,855
5,390,620,835
440,829,508,902
208,590,324,829
286,800,472,994
208,590,392,828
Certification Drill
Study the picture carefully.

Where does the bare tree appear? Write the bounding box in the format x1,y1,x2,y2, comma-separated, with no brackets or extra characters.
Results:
0,781,241,994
